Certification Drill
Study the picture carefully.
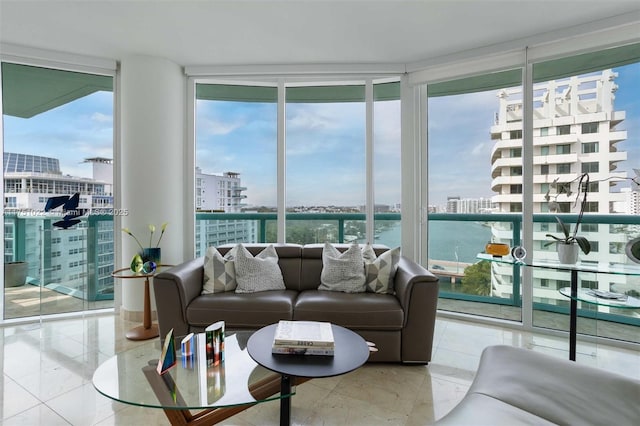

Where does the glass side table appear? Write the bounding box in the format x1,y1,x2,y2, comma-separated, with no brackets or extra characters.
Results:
477,253,640,361
112,265,174,341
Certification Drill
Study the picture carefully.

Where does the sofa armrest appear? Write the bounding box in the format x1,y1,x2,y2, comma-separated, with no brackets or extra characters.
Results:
395,256,439,363
153,257,205,340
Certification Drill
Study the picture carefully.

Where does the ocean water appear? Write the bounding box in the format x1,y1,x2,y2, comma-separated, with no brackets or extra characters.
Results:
372,221,492,263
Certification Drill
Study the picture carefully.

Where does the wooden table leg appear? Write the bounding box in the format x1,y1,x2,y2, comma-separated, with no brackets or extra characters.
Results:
126,276,159,340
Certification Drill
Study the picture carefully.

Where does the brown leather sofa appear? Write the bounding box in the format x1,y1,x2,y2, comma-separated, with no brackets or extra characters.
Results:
435,345,640,425
153,243,439,363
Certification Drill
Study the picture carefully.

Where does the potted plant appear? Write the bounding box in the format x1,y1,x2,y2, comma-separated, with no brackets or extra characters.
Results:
4,261,28,287
543,173,591,264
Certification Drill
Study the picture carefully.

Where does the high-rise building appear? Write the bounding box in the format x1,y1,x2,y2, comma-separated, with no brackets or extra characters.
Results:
3,153,114,299
488,70,636,301
194,168,256,256
446,196,496,214
195,169,247,212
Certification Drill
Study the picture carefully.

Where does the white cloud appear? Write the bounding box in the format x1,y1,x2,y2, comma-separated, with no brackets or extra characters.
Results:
201,116,245,136
91,112,112,123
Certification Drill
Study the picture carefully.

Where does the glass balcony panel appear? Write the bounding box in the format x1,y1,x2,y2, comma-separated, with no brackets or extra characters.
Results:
3,214,113,319
429,215,522,322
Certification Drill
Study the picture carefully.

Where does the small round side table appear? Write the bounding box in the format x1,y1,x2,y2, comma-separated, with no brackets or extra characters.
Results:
111,265,173,341
247,323,369,426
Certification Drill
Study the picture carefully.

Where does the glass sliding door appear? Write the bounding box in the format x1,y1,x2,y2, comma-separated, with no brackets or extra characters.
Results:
194,83,278,250
2,62,114,320
426,69,524,321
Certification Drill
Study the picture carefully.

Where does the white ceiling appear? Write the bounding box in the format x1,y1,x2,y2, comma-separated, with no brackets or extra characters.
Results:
1,0,639,68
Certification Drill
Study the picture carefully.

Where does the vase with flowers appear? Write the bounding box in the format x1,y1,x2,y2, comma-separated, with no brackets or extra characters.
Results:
122,223,168,273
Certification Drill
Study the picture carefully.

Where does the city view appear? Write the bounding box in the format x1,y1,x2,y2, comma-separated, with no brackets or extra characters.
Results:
2,59,639,342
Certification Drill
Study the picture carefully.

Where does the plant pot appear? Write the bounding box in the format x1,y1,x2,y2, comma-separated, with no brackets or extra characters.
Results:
4,261,28,287
557,242,579,264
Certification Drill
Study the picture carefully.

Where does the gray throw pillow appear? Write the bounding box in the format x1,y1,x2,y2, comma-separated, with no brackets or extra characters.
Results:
319,242,366,293
234,244,286,293
202,245,237,294
362,244,400,294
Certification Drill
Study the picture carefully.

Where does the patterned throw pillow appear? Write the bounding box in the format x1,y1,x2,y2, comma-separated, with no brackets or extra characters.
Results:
362,244,400,294
234,244,286,293
319,242,366,293
202,245,238,294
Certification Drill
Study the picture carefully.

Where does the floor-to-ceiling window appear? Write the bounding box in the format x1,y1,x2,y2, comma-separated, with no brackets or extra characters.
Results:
194,83,278,253
193,78,402,249
285,84,366,244
529,44,640,344
422,42,640,345
2,61,115,320
426,69,524,322
373,82,402,248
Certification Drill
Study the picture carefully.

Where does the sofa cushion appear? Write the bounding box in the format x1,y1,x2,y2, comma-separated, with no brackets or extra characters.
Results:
293,290,403,330
187,290,297,328
218,244,303,291
234,244,286,293
363,244,400,294
202,245,238,294
319,242,366,293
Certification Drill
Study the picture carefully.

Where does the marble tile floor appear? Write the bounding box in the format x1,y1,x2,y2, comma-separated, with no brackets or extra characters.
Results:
1,314,639,426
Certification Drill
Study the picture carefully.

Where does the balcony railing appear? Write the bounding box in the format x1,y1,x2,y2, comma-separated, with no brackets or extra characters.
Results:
4,211,639,344
429,213,640,343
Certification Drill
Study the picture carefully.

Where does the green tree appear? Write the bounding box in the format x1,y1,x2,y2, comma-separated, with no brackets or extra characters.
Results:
461,261,492,296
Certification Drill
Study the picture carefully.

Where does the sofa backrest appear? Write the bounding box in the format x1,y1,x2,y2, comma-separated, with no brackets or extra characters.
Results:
299,243,390,291
216,243,391,292
217,243,303,290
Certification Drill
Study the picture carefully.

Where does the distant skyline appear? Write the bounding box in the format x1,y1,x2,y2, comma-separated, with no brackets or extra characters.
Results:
3,63,638,209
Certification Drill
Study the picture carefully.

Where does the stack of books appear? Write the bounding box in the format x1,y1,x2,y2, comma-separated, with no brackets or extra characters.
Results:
272,320,335,356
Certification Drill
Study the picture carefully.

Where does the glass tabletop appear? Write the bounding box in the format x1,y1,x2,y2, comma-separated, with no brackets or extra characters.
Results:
559,287,640,308
92,331,291,410
476,253,640,276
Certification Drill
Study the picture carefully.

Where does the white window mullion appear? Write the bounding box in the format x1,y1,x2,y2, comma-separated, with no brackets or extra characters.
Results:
400,76,423,263
521,51,534,331
277,79,286,243
185,77,196,259
365,80,374,244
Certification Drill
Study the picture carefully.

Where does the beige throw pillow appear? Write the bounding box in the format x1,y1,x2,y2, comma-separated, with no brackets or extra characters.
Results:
234,244,286,293
202,245,238,294
362,244,400,294
319,242,366,293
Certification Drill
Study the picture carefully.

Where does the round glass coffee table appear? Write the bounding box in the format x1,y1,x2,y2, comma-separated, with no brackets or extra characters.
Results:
92,331,293,425
247,323,370,426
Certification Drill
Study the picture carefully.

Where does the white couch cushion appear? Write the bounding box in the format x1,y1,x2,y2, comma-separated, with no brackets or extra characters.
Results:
319,242,366,293
234,244,286,293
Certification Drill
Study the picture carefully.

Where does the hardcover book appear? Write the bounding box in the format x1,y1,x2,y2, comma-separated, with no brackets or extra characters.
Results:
271,345,335,356
273,320,335,348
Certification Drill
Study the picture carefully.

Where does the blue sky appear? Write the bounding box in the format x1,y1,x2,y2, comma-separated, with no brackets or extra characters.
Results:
196,99,401,207
3,91,113,178
3,63,638,209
